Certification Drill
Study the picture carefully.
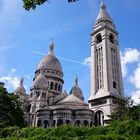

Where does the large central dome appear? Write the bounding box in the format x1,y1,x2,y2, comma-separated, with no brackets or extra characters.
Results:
38,53,62,72
37,41,62,73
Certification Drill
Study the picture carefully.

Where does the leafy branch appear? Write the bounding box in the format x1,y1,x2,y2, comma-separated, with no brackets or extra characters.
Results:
23,0,79,11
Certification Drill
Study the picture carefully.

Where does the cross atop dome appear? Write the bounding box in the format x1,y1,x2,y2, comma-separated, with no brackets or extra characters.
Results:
49,39,54,55
20,76,24,86
75,75,78,86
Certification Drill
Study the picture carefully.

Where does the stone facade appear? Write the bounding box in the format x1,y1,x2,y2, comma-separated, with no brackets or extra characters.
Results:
14,41,94,128
13,2,125,127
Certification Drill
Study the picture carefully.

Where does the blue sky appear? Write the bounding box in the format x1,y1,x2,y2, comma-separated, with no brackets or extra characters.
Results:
0,0,140,103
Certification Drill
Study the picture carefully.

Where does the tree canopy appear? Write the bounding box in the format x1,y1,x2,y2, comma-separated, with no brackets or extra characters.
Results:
23,0,79,11
110,97,140,122
0,87,25,128
1,120,140,140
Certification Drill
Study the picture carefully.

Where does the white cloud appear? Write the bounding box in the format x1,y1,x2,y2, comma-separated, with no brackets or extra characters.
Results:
0,75,30,93
82,57,91,66
129,63,140,89
121,48,140,63
131,90,140,105
0,76,20,90
120,48,140,77
0,67,30,92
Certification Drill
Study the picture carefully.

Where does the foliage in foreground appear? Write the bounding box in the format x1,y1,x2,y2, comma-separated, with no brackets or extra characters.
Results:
0,87,25,128
23,0,79,11
0,120,140,140
111,97,140,122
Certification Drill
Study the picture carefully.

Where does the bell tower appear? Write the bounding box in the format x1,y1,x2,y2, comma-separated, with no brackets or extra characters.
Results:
89,1,125,125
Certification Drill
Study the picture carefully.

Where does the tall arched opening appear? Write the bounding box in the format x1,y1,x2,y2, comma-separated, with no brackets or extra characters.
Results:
94,110,104,126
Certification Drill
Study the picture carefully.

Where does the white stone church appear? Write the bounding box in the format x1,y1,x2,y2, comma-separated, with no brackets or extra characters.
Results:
13,2,125,127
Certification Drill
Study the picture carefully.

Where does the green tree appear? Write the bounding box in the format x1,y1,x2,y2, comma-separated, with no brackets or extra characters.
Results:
110,97,140,122
0,87,25,128
23,0,79,11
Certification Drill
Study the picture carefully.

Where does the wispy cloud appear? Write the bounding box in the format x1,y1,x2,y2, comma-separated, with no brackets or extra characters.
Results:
30,50,89,66
0,44,17,52
30,50,46,56
82,57,91,66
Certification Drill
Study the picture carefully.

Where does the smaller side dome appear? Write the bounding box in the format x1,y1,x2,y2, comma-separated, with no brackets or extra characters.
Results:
69,76,84,101
14,77,26,96
33,73,48,90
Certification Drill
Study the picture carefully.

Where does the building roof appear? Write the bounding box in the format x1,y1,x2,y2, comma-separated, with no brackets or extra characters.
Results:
96,1,113,24
57,94,87,106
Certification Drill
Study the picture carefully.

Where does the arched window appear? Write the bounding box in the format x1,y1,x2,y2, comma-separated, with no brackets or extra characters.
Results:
113,81,117,89
60,85,62,92
26,104,31,112
36,92,40,97
53,120,56,127
109,34,114,44
90,121,93,127
30,93,33,98
50,82,53,90
58,84,61,92
96,34,102,43
65,120,71,125
57,119,63,126
42,92,46,98
37,120,42,127
55,83,57,90
75,120,81,127
83,120,89,127
94,111,104,126
44,120,49,128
